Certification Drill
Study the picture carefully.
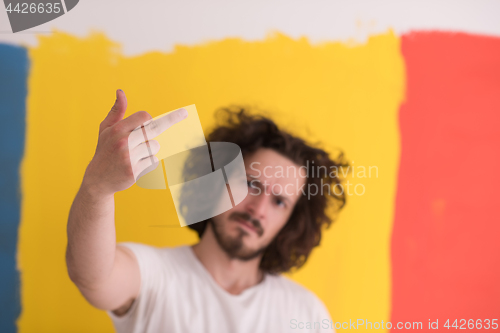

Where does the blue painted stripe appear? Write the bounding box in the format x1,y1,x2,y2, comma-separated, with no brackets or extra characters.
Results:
0,43,29,333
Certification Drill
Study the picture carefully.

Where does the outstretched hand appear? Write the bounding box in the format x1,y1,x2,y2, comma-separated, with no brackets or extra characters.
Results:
83,89,188,196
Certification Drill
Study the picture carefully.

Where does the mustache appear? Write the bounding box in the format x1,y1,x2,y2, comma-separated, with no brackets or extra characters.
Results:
229,212,264,236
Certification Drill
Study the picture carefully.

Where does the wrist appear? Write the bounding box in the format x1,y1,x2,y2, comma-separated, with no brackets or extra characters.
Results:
80,174,114,200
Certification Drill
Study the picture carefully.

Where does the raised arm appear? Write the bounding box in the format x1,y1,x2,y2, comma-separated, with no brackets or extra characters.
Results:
65,90,187,315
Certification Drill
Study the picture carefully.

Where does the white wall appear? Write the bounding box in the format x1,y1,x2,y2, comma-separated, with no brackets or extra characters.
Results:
1,0,500,55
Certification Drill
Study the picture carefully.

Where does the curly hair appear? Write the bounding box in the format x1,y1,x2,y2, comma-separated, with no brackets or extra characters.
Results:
187,105,349,274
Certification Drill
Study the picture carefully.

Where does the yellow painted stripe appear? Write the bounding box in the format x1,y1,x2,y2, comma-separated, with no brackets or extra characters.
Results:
19,30,404,332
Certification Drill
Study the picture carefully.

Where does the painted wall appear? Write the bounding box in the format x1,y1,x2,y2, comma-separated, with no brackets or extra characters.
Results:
0,1,499,332
0,43,27,333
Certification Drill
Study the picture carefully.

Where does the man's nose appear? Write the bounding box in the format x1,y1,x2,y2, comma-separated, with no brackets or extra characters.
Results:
245,192,269,221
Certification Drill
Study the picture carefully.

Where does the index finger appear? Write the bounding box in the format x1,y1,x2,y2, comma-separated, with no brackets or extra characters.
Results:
144,108,188,140
128,108,188,148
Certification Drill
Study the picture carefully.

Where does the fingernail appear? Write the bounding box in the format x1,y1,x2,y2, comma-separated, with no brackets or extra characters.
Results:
179,108,188,118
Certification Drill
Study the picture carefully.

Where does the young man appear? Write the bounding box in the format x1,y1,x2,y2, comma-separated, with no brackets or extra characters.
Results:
66,90,347,333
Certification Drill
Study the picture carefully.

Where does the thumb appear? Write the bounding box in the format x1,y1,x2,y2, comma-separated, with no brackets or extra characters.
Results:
100,89,128,133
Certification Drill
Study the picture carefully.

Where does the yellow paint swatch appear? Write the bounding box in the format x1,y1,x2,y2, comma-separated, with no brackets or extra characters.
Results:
19,29,404,332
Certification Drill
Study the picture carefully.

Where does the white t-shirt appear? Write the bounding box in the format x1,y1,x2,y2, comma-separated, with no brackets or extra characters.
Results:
106,242,334,333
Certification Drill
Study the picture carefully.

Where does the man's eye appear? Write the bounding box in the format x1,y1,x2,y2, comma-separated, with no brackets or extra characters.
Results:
247,180,260,194
275,198,286,208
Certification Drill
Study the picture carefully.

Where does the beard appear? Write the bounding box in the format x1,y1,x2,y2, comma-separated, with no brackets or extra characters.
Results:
210,211,267,261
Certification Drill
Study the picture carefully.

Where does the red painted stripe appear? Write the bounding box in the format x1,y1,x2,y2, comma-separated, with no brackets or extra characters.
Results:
391,32,500,331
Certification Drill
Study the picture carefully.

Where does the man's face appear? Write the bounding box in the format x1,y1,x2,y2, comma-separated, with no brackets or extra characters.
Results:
209,148,306,261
